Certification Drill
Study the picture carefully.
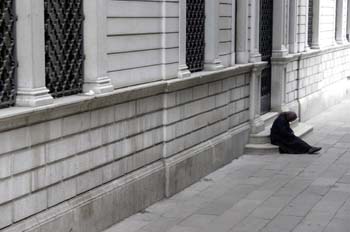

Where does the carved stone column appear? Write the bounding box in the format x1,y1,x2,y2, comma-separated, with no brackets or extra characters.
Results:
236,0,250,63
83,0,114,94
178,0,191,78
249,0,262,62
272,0,288,57
249,64,265,134
311,0,321,49
16,0,54,107
204,0,224,70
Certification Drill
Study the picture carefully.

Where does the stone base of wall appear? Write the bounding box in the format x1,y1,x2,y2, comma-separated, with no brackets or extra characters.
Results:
3,162,165,232
298,79,348,121
165,123,250,197
2,123,249,232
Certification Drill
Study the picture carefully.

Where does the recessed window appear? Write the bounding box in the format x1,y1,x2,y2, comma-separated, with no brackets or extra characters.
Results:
186,0,205,73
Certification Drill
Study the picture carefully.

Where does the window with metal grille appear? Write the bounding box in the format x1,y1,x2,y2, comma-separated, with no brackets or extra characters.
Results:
308,0,313,47
186,0,205,73
44,0,84,98
0,0,17,108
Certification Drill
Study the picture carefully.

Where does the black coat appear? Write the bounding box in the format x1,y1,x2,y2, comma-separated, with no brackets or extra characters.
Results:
270,114,311,154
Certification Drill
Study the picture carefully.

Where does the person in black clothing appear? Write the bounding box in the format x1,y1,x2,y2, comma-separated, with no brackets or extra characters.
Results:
270,111,321,154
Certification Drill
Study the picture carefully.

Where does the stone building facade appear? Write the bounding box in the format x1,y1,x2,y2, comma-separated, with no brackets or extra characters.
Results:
0,0,349,231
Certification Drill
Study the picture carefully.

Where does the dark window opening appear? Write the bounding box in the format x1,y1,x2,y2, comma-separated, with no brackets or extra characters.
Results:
186,0,205,73
44,0,84,98
0,0,17,108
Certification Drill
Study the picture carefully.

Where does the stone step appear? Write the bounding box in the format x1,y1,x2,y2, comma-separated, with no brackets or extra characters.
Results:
245,122,313,154
249,119,300,145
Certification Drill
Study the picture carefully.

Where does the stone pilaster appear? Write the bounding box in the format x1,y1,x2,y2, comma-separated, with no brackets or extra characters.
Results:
347,0,350,40
311,0,321,49
178,0,191,78
231,0,236,65
336,0,348,44
289,0,298,53
15,0,54,107
271,59,289,112
304,0,310,51
272,0,288,57
249,0,262,62
236,0,250,64
83,0,114,94
204,0,224,70
249,65,265,133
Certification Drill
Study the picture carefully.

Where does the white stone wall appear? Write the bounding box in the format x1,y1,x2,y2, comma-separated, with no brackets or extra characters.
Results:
219,0,233,66
297,0,308,52
283,45,350,120
299,47,350,98
164,74,250,159
0,67,252,231
286,60,299,103
286,48,350,103
106,0,179,88
319,0,336,47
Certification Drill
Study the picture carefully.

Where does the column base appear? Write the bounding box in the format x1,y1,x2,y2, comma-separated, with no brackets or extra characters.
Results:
288,43,298,54
83,76,114,94
236,51,250,64
204,59,224,71
16,87,54,107
336,39,348,45
249,53,262,63
311,43,320,50
250,116,265,134
272,49,288,58
230,53,236,66
177,65,191,78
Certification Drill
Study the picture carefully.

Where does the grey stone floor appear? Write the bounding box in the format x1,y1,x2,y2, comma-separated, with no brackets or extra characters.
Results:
103,99,350,232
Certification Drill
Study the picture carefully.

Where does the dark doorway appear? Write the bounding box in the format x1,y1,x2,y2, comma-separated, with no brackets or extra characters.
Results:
259,0,273,114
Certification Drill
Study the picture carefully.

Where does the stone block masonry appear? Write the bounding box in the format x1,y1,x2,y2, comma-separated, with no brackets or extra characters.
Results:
274,44,350,121
0,64,255,232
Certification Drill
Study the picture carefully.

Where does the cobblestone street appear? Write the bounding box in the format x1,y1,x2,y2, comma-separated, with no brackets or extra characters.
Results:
104,99,350,232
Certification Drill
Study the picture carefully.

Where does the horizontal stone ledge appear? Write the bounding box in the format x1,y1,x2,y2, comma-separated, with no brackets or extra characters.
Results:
271,44,350,64
0,64,261,132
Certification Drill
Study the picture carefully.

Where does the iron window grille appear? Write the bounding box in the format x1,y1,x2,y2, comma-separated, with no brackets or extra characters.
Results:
308,0,313,47
259,0,273,62
0,0,17,109
260,0,273,114
44,0,84,98
186,0,205,73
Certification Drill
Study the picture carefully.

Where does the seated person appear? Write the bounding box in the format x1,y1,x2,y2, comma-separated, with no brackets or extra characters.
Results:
270,111,321,154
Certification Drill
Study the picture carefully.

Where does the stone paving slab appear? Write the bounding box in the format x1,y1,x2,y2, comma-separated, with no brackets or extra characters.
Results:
104,99,350,232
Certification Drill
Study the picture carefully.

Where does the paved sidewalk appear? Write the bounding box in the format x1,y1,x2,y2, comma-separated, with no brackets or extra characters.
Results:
104,99,350,232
